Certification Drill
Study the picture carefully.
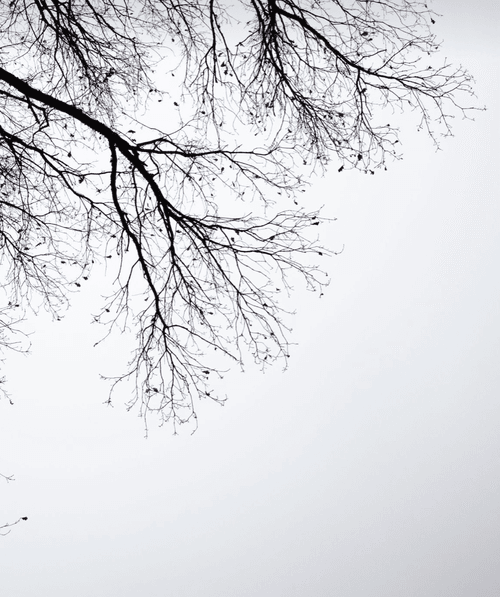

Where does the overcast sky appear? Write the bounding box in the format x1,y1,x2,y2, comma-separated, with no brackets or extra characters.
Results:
1,1,499,596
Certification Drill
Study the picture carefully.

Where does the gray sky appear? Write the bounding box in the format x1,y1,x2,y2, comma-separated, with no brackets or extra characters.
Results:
1,1,499,595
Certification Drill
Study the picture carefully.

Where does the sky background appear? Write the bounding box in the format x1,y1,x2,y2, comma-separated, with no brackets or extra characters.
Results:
1,1,499,595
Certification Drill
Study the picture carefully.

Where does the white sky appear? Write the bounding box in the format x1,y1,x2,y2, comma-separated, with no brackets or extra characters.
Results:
1,1,499,596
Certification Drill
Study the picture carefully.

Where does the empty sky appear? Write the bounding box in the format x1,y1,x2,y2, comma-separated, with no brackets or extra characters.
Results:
1,1,499,595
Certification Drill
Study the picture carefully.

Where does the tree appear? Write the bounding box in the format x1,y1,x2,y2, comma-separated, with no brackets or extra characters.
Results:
0,0,474,430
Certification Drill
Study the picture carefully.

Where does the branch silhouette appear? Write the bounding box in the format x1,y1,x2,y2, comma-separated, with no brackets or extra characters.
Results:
0,0,476,429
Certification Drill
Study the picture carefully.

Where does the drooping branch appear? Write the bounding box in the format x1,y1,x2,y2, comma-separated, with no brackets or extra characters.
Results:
0,0,477,428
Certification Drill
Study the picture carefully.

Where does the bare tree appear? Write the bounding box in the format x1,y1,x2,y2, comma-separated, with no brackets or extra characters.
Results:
0,0,475,429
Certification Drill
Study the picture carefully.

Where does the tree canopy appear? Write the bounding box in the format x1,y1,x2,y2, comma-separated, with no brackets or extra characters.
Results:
0,0,474,429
